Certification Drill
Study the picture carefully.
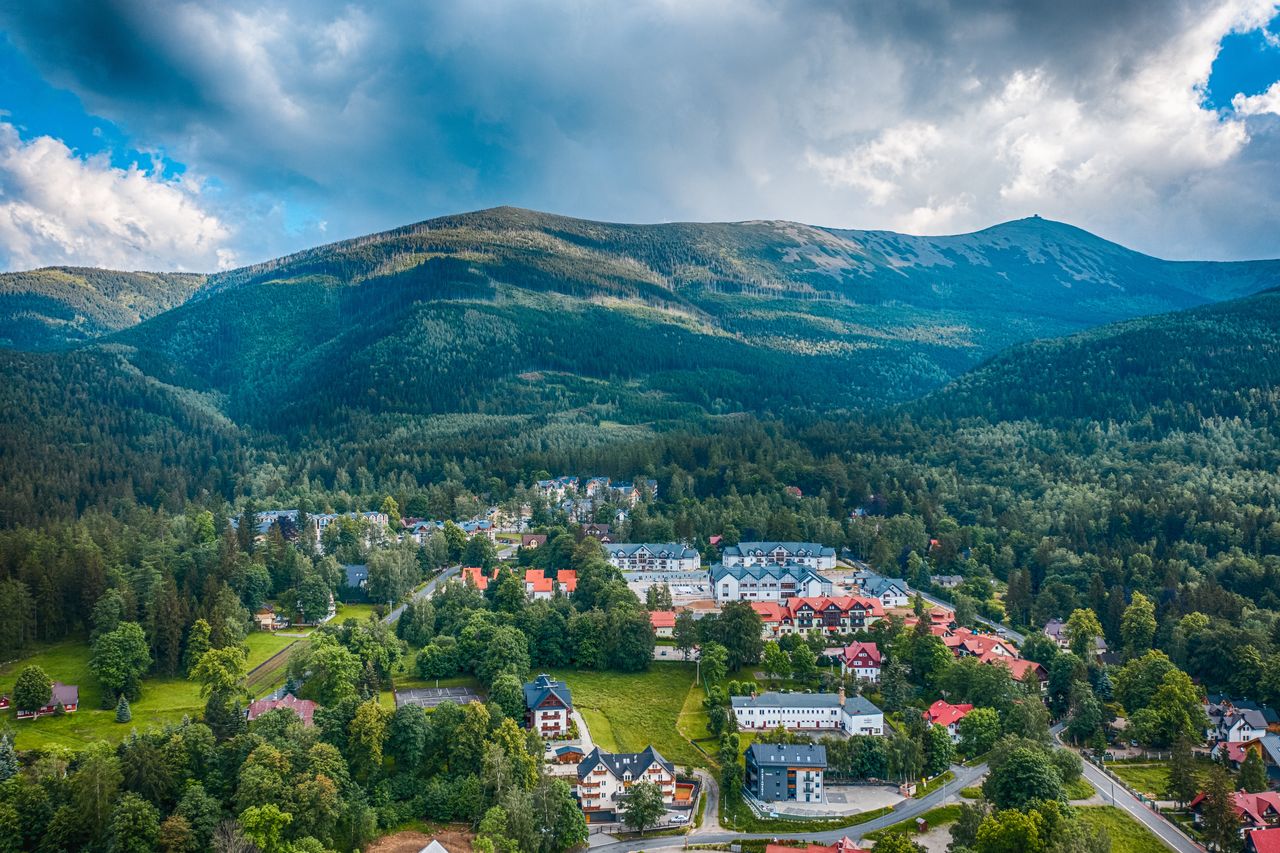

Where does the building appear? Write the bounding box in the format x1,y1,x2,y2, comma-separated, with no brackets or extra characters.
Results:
751,598,885,639
650,610,676,638
16,682,79,719
1042,618,1107,656
1191,789,1280,830
536,477,579,500
722,542,837,571
933,575,963,590
582,523,613,542
525,569,555,600
1247,827,1280,853
340,564,370,602
731,690,884,736
521,533,548,549
461,566,490,591
745,742,826,803
925,700,974,742
553,745,586,764
605,543,701,573
556,570,578,595
246,694,318,727
712,563,833,603
1207,696,1280,744
862,577,911,609
576,746,676,817
313,511,390,547
524,674,573,737
839,642,882,682
0,694,8,710
254,606,289,631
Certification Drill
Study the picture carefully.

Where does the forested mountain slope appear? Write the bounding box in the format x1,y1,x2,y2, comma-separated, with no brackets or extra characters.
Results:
0,267,204,350
920,287,1280,429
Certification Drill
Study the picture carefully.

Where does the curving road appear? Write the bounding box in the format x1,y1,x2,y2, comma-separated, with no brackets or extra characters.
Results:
593,761,988,851
383,564,460,624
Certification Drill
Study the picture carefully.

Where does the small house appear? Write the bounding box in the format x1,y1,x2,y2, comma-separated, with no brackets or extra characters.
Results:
524,674,573,736
16,682,78,719
246,693,318,727
650,610,676,638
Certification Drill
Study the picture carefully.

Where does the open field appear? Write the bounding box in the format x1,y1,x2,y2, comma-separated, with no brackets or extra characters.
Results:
1075,806,1169,853
1104,758,1216,797
333,602,380,623
552,663,706,768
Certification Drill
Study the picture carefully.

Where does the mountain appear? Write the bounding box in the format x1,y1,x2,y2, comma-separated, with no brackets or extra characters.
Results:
919,286,1280,429
0,266,205,350
3,206,1280,523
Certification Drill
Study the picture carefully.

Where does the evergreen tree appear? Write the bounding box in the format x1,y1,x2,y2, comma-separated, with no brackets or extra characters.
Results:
0,734,16,782
1167,736,1200,807
1241,748,1269,793
115,694,132,723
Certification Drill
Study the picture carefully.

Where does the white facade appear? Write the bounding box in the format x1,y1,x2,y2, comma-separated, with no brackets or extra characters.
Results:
712,565,832,603
605,544,701,573
722,542,837,571
730,692,884,736
576,748,676,814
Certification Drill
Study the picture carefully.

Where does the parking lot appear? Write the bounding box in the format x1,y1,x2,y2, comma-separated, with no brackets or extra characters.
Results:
393,686,483,708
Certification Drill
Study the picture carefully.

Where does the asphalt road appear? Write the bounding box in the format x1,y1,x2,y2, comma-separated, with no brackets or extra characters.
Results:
594,761,988,851
383,564,460,624
1077,751,1202,853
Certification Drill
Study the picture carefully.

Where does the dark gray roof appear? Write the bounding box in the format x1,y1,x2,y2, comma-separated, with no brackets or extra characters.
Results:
747,742,827,768
343,564,368,588
523,674,572,710
711,563,830,583
51,682,78,706
843,694,883,716
607,543,699,560
723,542,836,558
730,691,883,717
864,577,909,596
577,746,674,779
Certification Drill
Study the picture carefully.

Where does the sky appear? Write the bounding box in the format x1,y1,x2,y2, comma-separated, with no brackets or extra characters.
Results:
0,1,1279,272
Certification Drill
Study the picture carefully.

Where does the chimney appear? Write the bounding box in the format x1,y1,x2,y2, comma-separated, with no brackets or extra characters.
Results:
838,686,846,705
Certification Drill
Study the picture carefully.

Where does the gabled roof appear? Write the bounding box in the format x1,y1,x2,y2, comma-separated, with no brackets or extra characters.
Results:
49,682,78,707
606,543,699,560
730,691,883,717
343,564,368,588
925,700,974,727
1248,827,1280,853
840,642,882,667
750,601,788,623
843,695,883,717
723,542,836,558
524,569,554,594
557,570,577,592
788,596,884,616
461,566,489,590
524,674,572,710
1191,790,1280,827
864,577,909,596
650,611,676,629
747,742,827,768
711,563,831,584
578,745,674,779
247,693,317,726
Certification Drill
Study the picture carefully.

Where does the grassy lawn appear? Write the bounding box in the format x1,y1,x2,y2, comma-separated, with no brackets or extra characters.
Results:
333,602,380,623
243,632,298,668
1066,776,1096,800
863,804,961,841
1075,806,1168,853
0,639,206,751
1104,758,1215,797
914,771,954,798
552,663,706,768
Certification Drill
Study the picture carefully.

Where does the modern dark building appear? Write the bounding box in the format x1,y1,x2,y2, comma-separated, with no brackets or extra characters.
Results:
745,742,826,803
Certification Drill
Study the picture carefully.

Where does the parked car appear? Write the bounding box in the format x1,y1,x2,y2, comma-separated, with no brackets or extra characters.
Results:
667,813,689,824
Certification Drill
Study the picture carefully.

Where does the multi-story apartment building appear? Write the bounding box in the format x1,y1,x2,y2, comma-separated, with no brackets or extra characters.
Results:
746,743,826,803
605,543,701,573
711,563,832,603
721,542,838,571
730,690,884,736
575,746,675,817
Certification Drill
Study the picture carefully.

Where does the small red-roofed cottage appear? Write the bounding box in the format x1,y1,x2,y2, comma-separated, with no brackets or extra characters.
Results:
524,569,555,600
461,566,489,591
0,694,9,710
556,570,577,595
650,610,676,638
246,693,318,727
925,700,974,742
839,642,882,682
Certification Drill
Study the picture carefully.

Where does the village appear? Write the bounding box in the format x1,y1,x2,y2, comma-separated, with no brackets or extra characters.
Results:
0,473,1274,853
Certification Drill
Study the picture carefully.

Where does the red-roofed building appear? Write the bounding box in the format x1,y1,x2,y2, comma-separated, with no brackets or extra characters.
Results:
650,611,676,638
748,596,884,639
764,837,867,853
1191,789,1280,830
556,570,577,595
0,694,8,710
246,694,319,727
751,601,789,637
925,700,974,742
525,569,555,600
461,566,489,591
1248,826,1280,853
989,655,1048,690
839,642,882,682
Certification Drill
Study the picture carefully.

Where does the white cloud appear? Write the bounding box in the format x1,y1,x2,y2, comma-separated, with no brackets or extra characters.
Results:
1234,81,1280,115
0,123,235,271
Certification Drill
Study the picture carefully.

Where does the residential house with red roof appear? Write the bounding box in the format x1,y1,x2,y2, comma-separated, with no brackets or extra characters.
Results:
1248,826,1280,853
765,839,867,853
247,693,318,727
525,569,555,600
650,610,676,638
461,566,489,591
925,700,974,742
839,642,882,682
748,596,884,639
556,570,577,595
16,682,79,720
1191,789,1280,830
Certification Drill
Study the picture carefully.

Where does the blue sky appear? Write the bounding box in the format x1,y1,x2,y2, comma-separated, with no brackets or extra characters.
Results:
0,1,1278,271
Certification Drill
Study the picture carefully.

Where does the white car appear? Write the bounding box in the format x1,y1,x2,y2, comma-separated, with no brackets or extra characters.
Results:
667,813,689,824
